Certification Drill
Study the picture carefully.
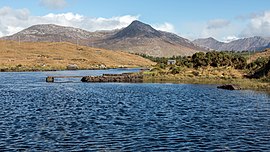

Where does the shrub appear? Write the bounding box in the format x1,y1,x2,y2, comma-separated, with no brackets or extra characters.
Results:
170,66,182,74
158,63,166,69
192,71,200,76
247,57,269,71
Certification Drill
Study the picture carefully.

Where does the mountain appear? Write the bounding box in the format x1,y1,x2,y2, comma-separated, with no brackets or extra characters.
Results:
193,37,225,51
1,21,205,57
2,24,118,45
219,36,270,51
109,20,162,39
193,36,270,51
94,21,205,56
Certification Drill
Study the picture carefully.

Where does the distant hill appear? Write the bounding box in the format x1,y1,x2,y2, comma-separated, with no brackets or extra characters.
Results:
1,24,118,45
193,36,270,51
0,40,155,71
1,20,205,57
193,37,224,51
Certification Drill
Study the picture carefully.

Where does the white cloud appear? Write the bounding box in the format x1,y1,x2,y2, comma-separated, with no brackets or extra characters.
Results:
83,15,140,31
0,7,141,37
240,11,270,37
179,14,249,41
222,36,239,43
153,22,175,33
207,19,230,29
183,12,270,41
0,7,30,36
44,13,83,21
39,0,67,10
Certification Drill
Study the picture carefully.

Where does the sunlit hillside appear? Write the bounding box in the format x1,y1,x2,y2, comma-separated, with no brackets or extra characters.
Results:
248,48,270,63
0,40,155,71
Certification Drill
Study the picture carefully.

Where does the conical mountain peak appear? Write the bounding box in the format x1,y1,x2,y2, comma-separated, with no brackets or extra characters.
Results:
111,20,161,39
128,20,152,29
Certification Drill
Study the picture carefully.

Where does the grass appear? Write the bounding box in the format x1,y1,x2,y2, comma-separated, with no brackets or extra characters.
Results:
143,66,270,91
0,40,155,72
145,77,270,91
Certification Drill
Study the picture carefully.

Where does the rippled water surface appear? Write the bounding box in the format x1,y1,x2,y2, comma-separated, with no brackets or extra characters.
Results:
0,69,270,151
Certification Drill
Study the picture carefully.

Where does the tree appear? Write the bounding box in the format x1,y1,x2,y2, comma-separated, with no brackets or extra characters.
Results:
192,52,207,67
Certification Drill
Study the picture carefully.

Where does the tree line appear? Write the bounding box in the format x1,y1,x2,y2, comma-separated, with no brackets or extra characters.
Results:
137,51,270,75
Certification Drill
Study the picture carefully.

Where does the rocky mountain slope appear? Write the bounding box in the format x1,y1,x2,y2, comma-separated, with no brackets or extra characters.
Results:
95,21,204,57
2,24,118,45
2,20,205,57
193,36,270,51
193,37,225,51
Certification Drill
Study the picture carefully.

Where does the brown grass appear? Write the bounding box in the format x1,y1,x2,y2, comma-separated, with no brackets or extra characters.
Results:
143,66,270,91
0,40,155,71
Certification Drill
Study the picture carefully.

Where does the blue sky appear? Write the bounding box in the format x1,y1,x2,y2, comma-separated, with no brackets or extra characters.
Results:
1,0,270,42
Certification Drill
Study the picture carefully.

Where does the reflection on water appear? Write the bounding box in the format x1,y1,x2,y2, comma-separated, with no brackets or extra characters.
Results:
0,69,269,151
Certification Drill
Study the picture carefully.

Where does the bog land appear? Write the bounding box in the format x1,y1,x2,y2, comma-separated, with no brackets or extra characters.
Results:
0,40,155,72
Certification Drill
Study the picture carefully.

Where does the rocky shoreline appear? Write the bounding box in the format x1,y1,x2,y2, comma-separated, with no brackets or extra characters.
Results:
81,73,143,83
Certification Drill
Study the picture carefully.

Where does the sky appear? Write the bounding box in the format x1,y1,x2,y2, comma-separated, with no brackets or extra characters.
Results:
1,0,270,42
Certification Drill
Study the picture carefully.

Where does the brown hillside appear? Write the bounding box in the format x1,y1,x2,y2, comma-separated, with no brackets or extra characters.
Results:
248,48,270,63
0,40,155,71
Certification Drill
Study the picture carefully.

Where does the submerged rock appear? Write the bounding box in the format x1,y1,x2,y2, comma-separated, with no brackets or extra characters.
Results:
217,84,241,90
46,76,54,82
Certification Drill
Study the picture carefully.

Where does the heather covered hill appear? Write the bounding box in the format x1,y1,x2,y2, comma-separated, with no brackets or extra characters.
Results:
0,40,155,71
248,48,270,63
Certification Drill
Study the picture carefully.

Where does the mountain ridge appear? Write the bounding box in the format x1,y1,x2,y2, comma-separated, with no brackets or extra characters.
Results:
193,36,270,51
1,20,205,57
4,20,269,56
96,20,204,56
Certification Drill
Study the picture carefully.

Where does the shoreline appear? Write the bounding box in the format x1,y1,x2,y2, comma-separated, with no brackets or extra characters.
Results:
143,75,270,92
1,66,269,92
0,66,148,73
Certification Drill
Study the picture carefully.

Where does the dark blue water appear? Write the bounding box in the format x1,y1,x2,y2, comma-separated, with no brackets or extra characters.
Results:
0,69,269,151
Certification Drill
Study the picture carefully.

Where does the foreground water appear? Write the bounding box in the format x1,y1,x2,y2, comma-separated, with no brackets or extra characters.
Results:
0,69,269,151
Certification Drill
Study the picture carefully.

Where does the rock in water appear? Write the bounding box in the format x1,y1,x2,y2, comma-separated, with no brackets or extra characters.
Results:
46,76,54,82
217,84,241,90
81,73,143,83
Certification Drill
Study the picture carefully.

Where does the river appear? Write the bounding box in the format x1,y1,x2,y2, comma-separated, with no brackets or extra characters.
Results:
0,69,269,151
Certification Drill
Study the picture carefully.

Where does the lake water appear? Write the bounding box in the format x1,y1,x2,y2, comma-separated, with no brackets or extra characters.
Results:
0,69,269,151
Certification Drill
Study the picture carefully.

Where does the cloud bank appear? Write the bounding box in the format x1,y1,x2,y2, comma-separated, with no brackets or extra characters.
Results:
240,11,270,37
0,7,175,37
39,0,67,10
2,6,270,41
153,22,175,33
186,11,270,42
0,7,139,37
207,19,230,29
